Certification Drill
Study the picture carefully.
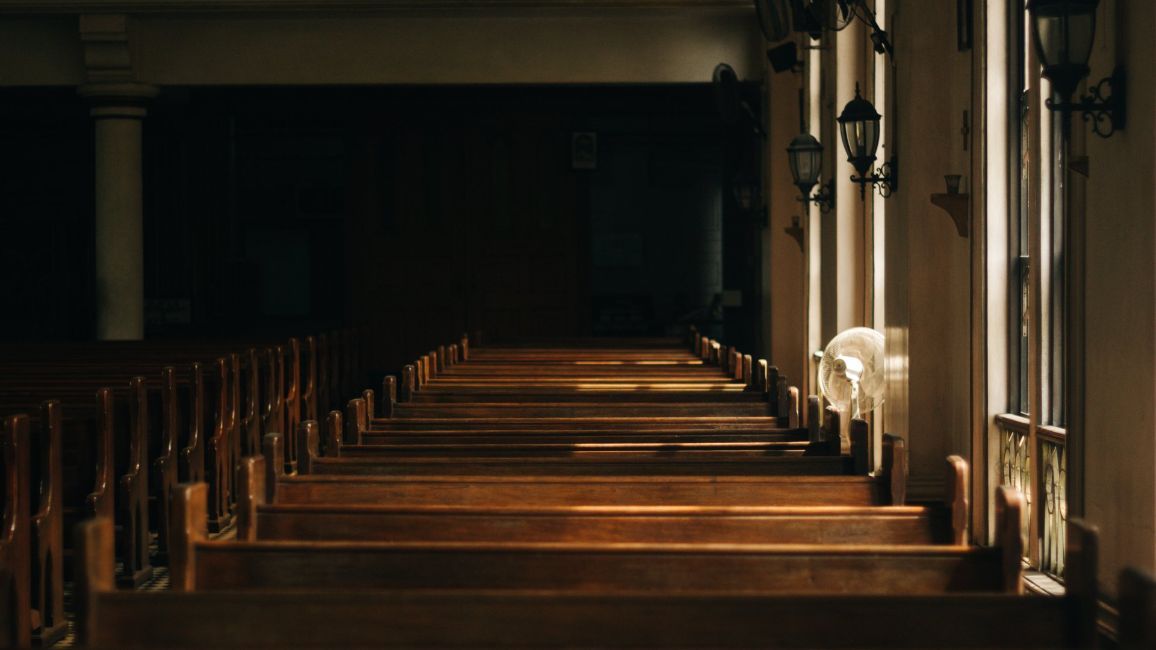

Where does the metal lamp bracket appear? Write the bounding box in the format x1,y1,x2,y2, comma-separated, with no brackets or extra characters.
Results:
1046,65,1127,138
851,158,898,198
800,179,836,212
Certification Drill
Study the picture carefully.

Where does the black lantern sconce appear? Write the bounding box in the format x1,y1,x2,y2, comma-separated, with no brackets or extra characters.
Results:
732,178,759,212
837,84,896,198
730,176,768,227
786,133,834,212
1027,0,1125,138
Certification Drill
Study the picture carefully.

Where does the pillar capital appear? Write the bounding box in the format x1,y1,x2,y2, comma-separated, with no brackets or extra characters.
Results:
78,83,159,119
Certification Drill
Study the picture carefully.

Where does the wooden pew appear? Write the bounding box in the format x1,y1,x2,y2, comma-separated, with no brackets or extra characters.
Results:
237,453,963,546
173,482,1018,595
75,510,1101,648
395,339,795,404
260,426,903,507
294,414,863,477
0,332,328,592
352,389,815,447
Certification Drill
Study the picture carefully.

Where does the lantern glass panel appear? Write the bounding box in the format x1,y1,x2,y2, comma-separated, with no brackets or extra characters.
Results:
799,147,821,185
1065,11,1096,66
840,117,879,177
787,134,823,192
1034,8,1095,68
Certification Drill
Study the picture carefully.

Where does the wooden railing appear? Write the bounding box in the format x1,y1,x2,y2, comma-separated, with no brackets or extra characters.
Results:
994,413,1067,578
1038,425,1067,576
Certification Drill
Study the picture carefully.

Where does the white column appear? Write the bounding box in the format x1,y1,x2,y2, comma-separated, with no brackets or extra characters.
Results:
80,84,157,341
834,24,866,333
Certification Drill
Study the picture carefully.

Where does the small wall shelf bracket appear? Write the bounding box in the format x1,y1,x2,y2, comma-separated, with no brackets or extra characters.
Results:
930,193,969,238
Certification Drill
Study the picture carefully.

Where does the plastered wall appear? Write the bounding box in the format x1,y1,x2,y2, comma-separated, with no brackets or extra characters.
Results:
886,0,973,498
1082,0,1156,595
765,61,806,390
0,7,763,86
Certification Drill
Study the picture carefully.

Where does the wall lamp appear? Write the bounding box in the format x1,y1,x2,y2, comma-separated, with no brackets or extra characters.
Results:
837,84,896,198
1027,0,1125,138
786,133,834,212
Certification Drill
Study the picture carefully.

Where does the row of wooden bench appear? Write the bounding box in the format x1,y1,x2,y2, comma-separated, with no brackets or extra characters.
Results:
56,334,1156,647
0,329,361,646
4,332,1155,647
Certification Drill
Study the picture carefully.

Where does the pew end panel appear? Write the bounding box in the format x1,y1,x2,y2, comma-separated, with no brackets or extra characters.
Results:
236,457,266,543
361,389,375,425
382,375,397,418
995,485,1026,594
786,387,800,429
168,482,208,592
821,406,842,456
117,376,152,588
1,415,32,649
302,336,318,422
767,366,780,411
850,419,870,476
85,389,116,523
74,516,114,649
944,454,968,544
755,359,768,397
297,422,320,476
401,365,415,402
205,357,234,532
881,433,908,506
1119,567,1156,650
178,361,206,485
349,396,369,444
285,338,303,444
262,432,283,504
807,395,822,443
324,411,343,458
1065,517,1100,646
153,368,179,565
31,401,66,645
775,376,790,422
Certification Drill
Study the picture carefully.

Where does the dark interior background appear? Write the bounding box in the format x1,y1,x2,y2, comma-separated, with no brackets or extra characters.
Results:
0,84,764,376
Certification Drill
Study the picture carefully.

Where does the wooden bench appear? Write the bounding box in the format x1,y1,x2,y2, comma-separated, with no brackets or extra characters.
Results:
236,453,961,546
170,481,1017,595
287,409,867,479
0,330,353,645
391,336,800,418
258,422,903,507
74,509,1102,648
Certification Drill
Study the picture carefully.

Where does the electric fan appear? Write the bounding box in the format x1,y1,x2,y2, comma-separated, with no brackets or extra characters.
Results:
818,326,885,420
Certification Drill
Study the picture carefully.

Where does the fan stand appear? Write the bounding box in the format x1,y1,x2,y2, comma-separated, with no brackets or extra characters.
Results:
850,379,861,421
832,355,865,455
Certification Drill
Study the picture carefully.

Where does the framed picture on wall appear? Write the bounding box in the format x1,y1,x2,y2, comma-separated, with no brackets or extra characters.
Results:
571,132,597,170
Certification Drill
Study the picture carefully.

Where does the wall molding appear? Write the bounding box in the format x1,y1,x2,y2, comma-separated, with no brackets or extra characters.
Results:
80,13,134,83
0,0,750,14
